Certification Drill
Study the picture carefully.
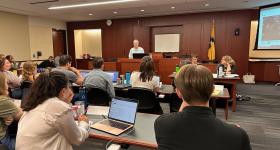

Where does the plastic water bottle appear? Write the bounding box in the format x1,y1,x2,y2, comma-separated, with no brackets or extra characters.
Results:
175,64,180,73
79,87,87,109
126,71,131,84
217,65,224,78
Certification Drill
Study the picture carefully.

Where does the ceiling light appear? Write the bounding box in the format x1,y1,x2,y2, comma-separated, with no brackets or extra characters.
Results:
205,3,209,7
140,9,145,12
48,0,138,10
171,6,175,9
113,11,118,14
89,13,93,16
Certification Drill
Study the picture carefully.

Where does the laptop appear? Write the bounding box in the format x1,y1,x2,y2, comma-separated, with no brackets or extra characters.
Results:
80,70,91,78
133,53,149,59
105,71,119,82
91,97,138,135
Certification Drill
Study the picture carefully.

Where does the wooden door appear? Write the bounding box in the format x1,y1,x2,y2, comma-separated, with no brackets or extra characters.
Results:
52,29,67,57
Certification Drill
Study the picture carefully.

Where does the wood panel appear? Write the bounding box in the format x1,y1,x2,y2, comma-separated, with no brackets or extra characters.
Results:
249,61,280,82
67,10,258,77
158,59,181,84
52,29,67,57
104,62,117,71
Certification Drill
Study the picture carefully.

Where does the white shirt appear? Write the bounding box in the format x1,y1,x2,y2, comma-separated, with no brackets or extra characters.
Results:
128,47,144,59
130,71,159,91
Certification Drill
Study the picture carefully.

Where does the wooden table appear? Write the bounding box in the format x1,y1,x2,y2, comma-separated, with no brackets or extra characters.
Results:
211,88,230,120
169,73,240,112
87,106,158,149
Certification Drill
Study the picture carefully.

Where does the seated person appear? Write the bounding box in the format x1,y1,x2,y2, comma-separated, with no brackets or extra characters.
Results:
130,56,159,92
128,39,144,59
83,57,115,98
5,55,17,71
0,57,21,88
219,55,237,74
0,72,23,150
154,65,251,150
38,56,55,68
20,61,38,83
191,55,198,65
16,71,89,150
52,55,84,85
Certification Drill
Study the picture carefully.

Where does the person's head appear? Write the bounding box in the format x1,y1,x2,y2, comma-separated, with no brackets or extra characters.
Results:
221,55,235,66
191,55,198,64
48,56,54,62
0,57,11,71
22,71,73,111
22,61,37,81
139,56,154,82
133,39,139,48
175,64,214,105
5,55,15,63
0,72,9,96
59,55,72,68
92,57,104,70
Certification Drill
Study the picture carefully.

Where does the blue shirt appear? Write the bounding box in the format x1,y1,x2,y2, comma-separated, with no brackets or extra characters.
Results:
128,47,144,59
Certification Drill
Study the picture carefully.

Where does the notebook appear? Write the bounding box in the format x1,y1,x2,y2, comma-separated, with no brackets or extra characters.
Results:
91,97,138,135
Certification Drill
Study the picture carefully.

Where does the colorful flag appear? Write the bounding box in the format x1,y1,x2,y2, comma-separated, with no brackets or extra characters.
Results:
208,20,216,61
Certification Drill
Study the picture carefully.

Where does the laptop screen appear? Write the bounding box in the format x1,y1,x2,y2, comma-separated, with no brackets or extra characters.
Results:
105,71,119,82
108,98,138,124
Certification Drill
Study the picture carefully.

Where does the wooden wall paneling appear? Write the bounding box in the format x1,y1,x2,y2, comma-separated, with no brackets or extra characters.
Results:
133,24,151,53
104,62,117,71
188,23,202,57
158,59,181,84
249,61,280,82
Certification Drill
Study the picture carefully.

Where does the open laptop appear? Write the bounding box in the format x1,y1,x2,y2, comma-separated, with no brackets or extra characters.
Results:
105,71,119,82
133,53,149,59
91,97,138,135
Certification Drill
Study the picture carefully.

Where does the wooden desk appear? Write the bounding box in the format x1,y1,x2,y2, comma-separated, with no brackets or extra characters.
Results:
211,88,230,120
168,73,240,112
76,59,93,70
87,106,158,149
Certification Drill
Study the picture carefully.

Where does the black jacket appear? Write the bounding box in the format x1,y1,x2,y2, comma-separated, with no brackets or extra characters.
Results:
154,106,251,150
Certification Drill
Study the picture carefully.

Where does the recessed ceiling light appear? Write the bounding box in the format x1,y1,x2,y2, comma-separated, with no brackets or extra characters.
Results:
140,9,145,12
205,3,209,7
89,13,93,16
48,0,138,10
171,6,175,9
113,11,118,14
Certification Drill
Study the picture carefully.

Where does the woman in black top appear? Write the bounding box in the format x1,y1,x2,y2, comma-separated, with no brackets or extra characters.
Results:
220,55,237,74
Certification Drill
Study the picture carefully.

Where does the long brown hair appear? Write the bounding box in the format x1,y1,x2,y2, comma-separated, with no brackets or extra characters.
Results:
139,56,155,82
22,71,69,111
0,72,7,95
22,61,37,81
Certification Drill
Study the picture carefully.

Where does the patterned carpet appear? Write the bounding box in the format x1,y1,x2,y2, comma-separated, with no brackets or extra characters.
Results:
75,83,280,150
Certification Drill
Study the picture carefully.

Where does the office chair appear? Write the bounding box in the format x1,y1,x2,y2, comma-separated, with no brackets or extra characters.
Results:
87,87,111,106
9,87,22,99
128,87,163,114
169,93,182,112
21,80,33,101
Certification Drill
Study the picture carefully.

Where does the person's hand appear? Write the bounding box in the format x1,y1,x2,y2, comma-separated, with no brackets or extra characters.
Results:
78,115,89,123
234,123,240,128
4,116,14,126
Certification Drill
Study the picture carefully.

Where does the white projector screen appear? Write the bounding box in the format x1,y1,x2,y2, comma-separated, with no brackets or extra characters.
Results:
155,34,180,52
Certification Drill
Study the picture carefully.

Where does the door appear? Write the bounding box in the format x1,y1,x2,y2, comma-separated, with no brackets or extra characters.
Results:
52,29,67,57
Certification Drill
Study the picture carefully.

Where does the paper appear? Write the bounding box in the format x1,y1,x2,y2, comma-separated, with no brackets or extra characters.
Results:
87,106,109,115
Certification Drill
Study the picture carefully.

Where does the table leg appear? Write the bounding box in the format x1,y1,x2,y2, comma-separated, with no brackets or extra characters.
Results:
231,82,236,112
225,99,228,120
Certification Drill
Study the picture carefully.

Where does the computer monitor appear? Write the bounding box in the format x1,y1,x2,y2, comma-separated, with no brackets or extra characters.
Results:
105,71,119,82
133,53,149,59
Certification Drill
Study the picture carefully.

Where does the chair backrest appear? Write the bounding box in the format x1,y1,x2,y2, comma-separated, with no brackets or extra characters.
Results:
9,87,22,99
169,93,182,112
86,87,111,106
127,87,157,111
21,81,33,100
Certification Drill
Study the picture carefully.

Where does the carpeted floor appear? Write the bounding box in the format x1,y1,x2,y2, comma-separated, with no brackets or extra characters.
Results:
75,83,280,150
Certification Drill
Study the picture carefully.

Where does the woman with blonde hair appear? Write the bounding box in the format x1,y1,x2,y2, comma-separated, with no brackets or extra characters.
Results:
220,55,237,74
21,61,37,83
0,72,23,150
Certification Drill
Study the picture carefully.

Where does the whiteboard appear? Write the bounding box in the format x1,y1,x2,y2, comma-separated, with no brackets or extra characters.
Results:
155,34,180,52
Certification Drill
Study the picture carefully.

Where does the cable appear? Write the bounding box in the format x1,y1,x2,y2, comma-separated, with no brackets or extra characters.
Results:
105,128,135,150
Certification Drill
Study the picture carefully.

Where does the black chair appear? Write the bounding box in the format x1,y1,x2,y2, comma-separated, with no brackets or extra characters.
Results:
127,87,163,114
0,144,9,150
9,87,22,99
21,81,33,101
86,87,111,106
169,93,182,112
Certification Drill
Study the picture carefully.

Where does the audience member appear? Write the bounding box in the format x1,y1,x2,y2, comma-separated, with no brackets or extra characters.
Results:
130,56,159,92
16,71,89,150
128,39,144,59
219,55,237,74
0,72,23,150
54,56,60,67
5,55,17,71
38,56,55,68
191,55,198,64
0,57,21,88
52,55,84,85
20,61,37,83
154,65,251,150
83,57,115,98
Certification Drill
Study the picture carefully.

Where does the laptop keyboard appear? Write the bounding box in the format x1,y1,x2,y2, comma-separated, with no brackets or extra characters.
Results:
101,120,130,130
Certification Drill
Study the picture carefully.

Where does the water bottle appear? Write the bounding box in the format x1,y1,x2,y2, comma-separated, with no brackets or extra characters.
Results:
217,65,224,78
79,87,87,109
175,64,180,73
126,71,131,84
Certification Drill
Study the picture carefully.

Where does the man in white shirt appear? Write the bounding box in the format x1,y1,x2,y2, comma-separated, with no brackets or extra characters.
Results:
128,39,144,59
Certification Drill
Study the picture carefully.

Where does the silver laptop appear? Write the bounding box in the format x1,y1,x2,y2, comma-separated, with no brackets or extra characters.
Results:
91,97,138,135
